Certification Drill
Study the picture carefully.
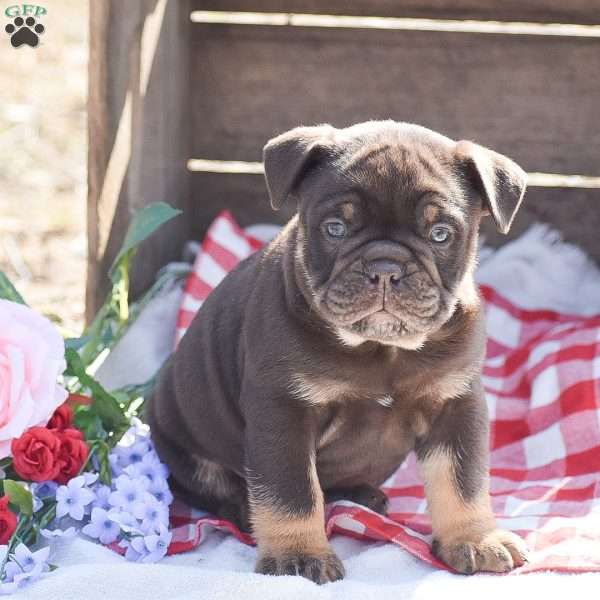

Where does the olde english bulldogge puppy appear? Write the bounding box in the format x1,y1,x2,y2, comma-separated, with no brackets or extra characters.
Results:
148,121,530,583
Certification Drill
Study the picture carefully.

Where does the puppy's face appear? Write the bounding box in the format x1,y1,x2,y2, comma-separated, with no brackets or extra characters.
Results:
264,122,526,348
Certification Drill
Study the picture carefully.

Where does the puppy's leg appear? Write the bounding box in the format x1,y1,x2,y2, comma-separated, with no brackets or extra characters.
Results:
147,376,249,530
416,380,529,574
325,484,389,515
245,398,344,584
170,458,250,532
151,427,249,530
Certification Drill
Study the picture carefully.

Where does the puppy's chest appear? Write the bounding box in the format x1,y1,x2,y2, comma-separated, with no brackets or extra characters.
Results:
314,383,442,453
314,399,420,489
302,366,472,488
292,366,470,416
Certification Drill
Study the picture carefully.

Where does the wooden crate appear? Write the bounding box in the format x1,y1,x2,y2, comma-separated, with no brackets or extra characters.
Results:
87,0,600,318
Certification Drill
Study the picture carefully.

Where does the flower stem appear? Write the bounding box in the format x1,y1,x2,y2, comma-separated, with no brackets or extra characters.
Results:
0,515,29,580
21,502,57,547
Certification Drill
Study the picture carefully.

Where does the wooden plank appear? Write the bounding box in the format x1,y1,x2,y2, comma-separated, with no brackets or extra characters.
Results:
190,172,600,262
87,0,192,321
193,1,600,26
190,24,600,176
188,172,294,240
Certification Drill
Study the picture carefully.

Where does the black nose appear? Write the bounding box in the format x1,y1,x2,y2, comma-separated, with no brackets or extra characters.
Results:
365,259,404,285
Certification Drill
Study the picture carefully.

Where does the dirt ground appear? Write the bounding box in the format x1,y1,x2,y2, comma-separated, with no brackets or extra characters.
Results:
0,0,88,334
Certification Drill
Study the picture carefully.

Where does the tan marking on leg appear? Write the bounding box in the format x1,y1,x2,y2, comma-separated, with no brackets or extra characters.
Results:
251,508,332,557
420,449,529,573
249,454,330,558
419,448,495,545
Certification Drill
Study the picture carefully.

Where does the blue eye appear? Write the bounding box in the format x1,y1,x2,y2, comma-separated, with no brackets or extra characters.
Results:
430,224,451,243
325,220,347,238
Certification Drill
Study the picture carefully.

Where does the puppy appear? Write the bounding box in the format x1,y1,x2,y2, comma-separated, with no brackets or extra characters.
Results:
148,121,529,583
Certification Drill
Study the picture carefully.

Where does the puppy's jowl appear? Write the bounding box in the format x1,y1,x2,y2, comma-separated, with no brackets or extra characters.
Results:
148,121,529,583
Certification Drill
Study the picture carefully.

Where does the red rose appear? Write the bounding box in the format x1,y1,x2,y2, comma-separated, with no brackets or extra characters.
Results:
47,402,73,430
55,428,89,484
0,496,17,544
11,427,61,482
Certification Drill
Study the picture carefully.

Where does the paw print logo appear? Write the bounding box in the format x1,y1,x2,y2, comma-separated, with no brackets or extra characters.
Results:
5,16,45,48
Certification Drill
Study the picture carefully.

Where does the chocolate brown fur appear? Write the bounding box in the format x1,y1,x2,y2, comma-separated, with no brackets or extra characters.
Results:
148,121,529,582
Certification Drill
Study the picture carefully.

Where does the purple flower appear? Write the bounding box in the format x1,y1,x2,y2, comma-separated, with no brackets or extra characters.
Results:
126,418,149,439
31,481,58,498
83,473,99,487
2,544,49,592
56,475,95,521
123,525,172,563
133,493,170,532
92,484,112,511
31,494,43,513
108,475,148,512
124,453,169,483
82,508,121,544
113,439,152,469
31,481,58,513
108,509,143,535
147,476,173,506
4,545,49,576
140,524,172,563
109,453,122,478
119,538,143,562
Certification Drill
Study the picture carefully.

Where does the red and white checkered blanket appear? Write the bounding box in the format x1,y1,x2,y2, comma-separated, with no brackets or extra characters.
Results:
168,211,600,574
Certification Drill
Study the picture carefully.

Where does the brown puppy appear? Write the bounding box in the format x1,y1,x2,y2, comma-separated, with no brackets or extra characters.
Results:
148,121,529,583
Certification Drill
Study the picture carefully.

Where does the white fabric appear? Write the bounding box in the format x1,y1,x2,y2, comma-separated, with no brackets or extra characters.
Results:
95,284,183,391
477,225,600,314
14,534,600,600
22,225,600,599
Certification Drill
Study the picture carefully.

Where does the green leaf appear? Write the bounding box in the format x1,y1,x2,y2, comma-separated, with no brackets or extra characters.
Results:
65,335,92,351
3,480,33,516
78,203,181,367
0,271,25,304
65,348,128,440
74,409,107,441
109,202,181,282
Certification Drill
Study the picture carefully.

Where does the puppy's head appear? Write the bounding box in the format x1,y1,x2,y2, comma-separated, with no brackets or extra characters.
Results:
263,121,526,349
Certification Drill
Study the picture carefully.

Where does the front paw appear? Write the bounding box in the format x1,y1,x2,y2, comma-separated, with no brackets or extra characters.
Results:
256,551,345,584
433,529,529,574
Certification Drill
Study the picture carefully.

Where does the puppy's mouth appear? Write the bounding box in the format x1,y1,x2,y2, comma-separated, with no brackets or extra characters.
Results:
334,309,429,349
316,264,448,347
349,309,412,337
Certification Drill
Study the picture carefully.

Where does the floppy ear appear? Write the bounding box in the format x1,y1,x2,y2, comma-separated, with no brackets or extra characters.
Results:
262,125,337,210
456,140,527,234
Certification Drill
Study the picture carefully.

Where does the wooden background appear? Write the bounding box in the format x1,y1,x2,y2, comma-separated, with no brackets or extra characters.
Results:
87,0,600,318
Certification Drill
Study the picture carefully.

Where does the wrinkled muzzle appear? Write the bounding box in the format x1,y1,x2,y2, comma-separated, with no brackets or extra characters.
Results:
317,242,444,341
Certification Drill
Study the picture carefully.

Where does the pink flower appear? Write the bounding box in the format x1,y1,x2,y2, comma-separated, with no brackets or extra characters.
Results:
0,299,68,458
